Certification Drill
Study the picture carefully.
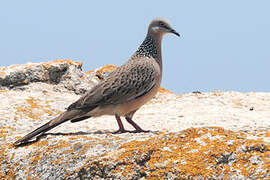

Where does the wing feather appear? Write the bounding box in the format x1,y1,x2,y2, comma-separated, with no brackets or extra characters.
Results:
68,58,157,111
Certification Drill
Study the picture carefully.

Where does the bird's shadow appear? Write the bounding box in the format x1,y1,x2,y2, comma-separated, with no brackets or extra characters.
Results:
14,130,159,148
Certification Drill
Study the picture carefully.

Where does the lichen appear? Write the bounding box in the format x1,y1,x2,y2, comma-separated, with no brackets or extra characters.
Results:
96,65,118,75
76,127,269,179
42,59,82,69
15,96,62,121
158,87,173,94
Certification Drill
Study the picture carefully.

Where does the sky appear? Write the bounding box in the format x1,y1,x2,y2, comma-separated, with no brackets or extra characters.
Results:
0,1,269,94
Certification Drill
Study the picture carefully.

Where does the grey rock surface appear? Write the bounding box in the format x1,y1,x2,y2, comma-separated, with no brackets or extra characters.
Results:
0,59,96,94
0,60,269,179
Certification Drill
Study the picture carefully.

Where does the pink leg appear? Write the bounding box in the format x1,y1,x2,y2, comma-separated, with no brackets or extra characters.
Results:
113,115,129,134
125,117,150,133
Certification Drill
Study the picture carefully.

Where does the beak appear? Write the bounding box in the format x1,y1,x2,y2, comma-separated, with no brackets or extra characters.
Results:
170,29,180,37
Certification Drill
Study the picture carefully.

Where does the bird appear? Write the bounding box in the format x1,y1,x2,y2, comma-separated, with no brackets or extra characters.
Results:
14,18,180,145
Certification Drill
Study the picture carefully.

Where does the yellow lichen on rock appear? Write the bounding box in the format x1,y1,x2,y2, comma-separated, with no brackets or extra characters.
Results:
1,60,270,179
158,87,173,94
103,127,269,178
0,126,16,180
42,59,83,69
15,96,61,121
96,65,118,75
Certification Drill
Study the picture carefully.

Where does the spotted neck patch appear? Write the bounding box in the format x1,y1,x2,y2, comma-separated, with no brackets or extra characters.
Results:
132,36,158,59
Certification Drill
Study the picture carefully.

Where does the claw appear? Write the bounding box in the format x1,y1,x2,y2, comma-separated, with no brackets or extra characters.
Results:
129,129,150,133
113,129,130,134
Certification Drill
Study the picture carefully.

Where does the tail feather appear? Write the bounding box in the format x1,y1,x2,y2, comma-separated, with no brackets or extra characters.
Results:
14,110,82,145
70,116,91,123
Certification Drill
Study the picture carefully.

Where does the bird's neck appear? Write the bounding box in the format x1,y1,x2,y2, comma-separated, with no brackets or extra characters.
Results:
132,34,163,67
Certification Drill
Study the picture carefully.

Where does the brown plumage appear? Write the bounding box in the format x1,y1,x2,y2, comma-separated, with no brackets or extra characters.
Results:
14,18,179,145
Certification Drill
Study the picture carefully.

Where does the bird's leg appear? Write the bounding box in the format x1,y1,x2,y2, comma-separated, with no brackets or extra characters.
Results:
113,115,129,134
125,117,150,133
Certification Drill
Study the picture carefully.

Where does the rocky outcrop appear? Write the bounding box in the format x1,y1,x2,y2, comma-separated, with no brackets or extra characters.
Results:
0,60,269,179
0,59,97,94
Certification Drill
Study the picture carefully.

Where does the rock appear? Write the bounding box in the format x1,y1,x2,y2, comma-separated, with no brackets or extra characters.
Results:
0,60,269,179
67,127,269,179
0,59,96,94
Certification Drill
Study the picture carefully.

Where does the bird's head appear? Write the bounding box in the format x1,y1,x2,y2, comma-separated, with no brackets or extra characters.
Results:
148,18,180,37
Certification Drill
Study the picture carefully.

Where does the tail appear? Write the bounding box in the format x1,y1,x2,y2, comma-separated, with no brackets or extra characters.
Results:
14,110,83,145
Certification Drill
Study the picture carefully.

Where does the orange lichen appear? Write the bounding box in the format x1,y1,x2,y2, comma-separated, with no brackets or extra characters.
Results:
158,87,173,94
0,71,5,77
0,126,14,140
42,59,82,69
85,70,94,75
2,126,268,179
107,127,269,178
30,155,43,165
15,96,61,120
96,65,118,75
32,140,49,148
50,156,64,165
0,127,17,180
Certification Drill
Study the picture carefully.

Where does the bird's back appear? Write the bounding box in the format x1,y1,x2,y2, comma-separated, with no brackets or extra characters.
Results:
67,56,161,116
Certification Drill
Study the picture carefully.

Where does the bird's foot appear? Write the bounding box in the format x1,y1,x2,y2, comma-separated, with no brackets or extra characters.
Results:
112,129,130,134
129,129,150,133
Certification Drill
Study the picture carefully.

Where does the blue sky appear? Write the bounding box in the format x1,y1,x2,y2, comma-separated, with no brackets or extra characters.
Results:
0,1,269,94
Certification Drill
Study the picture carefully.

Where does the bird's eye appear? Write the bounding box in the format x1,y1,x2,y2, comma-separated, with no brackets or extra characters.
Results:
159,22,165,26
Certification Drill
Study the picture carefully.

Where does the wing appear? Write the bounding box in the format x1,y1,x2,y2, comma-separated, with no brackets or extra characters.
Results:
68,58,157,111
